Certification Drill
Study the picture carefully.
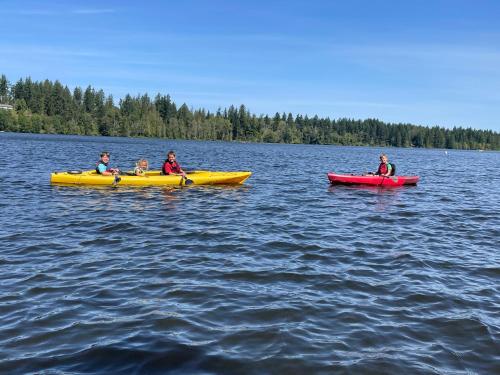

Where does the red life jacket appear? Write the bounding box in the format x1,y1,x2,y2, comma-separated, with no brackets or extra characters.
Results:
162,160,182,175
377,162,395,176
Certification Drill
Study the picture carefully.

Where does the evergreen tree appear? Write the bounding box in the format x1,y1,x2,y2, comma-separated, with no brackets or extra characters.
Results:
0,74,498,150
83,86,95,113
0,74,9,103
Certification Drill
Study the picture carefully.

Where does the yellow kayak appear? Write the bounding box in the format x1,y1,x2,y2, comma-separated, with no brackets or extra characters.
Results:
50,170,252,186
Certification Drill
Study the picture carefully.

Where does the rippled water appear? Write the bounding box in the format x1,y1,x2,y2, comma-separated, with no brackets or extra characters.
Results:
0,132,499,374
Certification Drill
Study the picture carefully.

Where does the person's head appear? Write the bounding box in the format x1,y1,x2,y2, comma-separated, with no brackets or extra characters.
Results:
100,151,110,162
380,153,388,164
167,151,176,163
137,159,149,170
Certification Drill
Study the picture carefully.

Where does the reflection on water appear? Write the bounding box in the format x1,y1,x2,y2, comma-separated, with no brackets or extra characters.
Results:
373,188,401,211
328,184,409,211
160,186,182,208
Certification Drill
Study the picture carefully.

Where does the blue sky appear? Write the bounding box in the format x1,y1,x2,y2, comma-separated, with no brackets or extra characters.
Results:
1,0,499,131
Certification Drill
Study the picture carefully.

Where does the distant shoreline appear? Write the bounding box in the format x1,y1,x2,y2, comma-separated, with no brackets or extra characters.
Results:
2,131,498,154
1,75,499,150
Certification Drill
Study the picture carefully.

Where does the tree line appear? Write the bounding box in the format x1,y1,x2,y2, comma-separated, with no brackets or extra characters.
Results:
0,74,498,150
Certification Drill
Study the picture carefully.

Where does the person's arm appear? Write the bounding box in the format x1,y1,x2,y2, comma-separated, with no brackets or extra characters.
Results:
165,162,186,176
98,164,118,175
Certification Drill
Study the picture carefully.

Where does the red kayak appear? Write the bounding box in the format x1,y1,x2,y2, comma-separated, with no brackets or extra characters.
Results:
328,173,419,186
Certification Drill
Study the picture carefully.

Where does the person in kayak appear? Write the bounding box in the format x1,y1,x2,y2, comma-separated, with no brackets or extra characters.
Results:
134,159,149,176
162,150,186,177
96,151,120,176
375,153,394,176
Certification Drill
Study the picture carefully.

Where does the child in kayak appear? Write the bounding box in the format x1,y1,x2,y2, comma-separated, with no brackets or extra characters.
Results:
96,151,120,176
134,159,149,176
375,153,393,176
162,150,186,177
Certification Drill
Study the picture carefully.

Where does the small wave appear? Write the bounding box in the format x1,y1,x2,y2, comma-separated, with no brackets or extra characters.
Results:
0,341,247,374
470,266,500,278
79,238,123,246
98,222,139,233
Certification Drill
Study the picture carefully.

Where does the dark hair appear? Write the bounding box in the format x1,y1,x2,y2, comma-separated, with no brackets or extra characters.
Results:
100,151,110,157
167,150,176,157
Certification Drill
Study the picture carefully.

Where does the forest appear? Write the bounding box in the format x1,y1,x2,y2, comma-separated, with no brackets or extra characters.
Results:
0,75,498,150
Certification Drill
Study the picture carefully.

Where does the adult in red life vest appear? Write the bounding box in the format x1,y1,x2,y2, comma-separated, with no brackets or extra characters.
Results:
375,153,394,176
162,150,186,178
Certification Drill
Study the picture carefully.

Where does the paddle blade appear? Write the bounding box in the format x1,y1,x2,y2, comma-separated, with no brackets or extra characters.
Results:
184,178,193,185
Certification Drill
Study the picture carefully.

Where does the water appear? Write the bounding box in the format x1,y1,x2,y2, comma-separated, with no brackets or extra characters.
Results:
0,132,499,374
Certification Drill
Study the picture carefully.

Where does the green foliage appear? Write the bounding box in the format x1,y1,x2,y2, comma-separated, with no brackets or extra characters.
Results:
1,74,499,150
0,74,8,103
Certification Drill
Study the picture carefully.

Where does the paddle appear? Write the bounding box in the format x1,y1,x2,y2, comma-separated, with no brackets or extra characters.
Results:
180,175,193,185
181,169,194,184
378,174,399,185
179,168,193,185
112,174,121,186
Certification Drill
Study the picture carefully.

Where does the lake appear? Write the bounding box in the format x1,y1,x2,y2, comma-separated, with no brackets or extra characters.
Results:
0,132,499,374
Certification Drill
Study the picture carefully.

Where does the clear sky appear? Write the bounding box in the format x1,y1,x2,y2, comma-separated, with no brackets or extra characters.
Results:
1,0,499,131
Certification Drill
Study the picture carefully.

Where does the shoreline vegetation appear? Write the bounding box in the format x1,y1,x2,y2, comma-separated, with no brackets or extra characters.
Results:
0,75,498,150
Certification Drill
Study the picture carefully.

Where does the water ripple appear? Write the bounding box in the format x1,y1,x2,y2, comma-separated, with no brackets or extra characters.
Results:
0,133,499,374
